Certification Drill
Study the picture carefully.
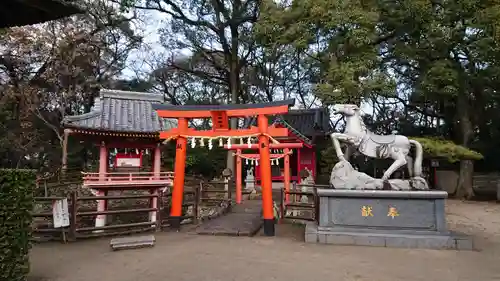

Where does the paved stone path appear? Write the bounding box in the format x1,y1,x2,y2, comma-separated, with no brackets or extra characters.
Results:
195,200,263,236
29,200,500,281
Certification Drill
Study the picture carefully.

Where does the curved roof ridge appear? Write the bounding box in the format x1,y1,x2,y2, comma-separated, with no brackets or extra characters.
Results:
100,89,165,103
63,111,100,122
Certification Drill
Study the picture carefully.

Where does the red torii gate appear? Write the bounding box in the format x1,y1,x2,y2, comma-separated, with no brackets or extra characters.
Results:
153,100,295,236
225,142,303,204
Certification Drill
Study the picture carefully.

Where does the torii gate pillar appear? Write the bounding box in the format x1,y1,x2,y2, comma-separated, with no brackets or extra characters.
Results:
257,114,274,234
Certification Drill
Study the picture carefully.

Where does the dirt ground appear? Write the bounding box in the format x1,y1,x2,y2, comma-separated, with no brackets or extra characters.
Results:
30,200,500,281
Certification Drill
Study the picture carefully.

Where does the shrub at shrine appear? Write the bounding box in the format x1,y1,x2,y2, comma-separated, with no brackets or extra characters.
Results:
0,169,35,281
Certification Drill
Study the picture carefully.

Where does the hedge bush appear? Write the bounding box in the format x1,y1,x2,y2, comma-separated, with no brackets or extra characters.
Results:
0,169,35,281
409,137,483,162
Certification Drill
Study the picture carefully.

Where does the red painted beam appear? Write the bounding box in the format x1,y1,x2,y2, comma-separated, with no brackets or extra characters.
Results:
159,126,289,139
237,154,286,158
224,143,303,150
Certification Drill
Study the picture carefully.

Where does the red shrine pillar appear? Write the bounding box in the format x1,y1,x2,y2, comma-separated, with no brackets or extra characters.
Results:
257,114,275,236
170,118,188,230
284,148,291,203
96,141,108,229
98,142,107,179
150,144,162,225
153,144,162,177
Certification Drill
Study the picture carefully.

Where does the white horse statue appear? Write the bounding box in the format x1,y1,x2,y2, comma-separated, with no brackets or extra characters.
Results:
330,104,424,183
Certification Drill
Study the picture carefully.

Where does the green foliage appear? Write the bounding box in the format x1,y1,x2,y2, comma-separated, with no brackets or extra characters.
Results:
185,147,227,178
410,137,483,162
256,0,396,104
0,169,35,281
160,142,226,179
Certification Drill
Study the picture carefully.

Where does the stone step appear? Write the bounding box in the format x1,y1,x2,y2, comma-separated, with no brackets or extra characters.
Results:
110,235,155,251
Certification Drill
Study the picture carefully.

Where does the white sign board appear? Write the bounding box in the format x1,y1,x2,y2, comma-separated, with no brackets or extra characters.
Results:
116,158,141,167
52,199,70,228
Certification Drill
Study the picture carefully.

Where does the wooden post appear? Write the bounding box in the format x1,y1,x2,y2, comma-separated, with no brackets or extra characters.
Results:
95,141,107,230
170,118,188,231
69,191,77,241
293,181,298,203
313,186,319,222
193,182,201,225
151,144,161,225
279,186,285,223
156,190,162,231
257,114,275,236
284,148,290,204
297,148,301,182
236,149,242,204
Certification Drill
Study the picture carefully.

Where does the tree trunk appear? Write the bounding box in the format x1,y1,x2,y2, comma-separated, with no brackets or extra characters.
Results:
455,159,474,199
226,25,240,174
454,94,475,199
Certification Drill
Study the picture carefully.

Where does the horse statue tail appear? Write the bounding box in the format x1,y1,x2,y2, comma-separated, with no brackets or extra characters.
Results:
409,139,423,177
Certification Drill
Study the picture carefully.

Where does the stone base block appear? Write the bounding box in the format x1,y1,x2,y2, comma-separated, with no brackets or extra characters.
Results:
305,223,473,250
110,235,155,251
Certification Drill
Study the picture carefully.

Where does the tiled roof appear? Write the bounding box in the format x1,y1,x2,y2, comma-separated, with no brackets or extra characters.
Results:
245,108,332,138
0,0,83,28
62,89,177,133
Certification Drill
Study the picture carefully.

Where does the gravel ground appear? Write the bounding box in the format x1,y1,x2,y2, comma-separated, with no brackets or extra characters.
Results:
29,199,500,281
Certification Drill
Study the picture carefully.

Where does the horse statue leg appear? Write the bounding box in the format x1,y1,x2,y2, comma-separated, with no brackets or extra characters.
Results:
405,155,414,178
381,147,408,188
330,133,350,161
344,145,354,162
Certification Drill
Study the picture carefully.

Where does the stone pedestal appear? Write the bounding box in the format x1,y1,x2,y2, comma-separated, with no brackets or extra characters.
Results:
305,189,473,250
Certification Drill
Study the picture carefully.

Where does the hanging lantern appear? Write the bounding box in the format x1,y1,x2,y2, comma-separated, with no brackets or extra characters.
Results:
200,138,205,147
135,149,139,154
227,137,232,149
256,159,259,166
208,139,213,150
114,148,118,154
245,158,249,165
219,138,224,147
191,137,196,148
239,137,243,145
247,137,252,148
145,149,149,155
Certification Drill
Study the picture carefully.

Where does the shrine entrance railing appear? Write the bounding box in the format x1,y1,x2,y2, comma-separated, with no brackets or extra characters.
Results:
82,171,174,187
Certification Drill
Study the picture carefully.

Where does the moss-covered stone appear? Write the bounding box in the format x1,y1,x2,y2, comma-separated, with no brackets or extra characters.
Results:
0,169,35,281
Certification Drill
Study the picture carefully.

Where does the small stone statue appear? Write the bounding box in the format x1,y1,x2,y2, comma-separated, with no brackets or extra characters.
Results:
222,168,232,199
245,167,256,193
300,168,314,203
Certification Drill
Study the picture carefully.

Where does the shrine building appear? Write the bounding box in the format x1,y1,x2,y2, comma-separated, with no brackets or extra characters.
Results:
62,89,330,183
244,109,331,182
